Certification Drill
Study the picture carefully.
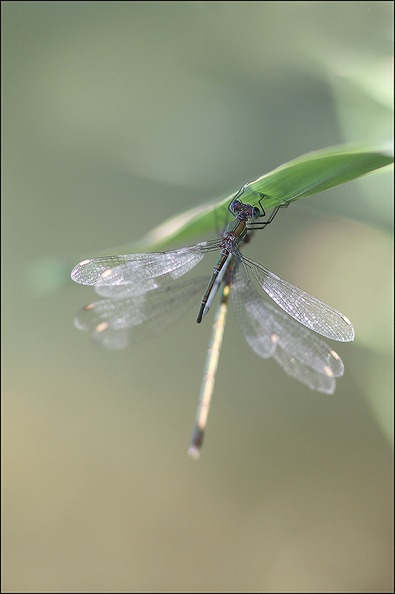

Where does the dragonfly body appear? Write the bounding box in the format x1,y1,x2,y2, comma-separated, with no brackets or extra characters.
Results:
196,195,258,323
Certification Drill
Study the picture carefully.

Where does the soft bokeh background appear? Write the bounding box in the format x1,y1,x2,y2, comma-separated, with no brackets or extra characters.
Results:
3,2,393,592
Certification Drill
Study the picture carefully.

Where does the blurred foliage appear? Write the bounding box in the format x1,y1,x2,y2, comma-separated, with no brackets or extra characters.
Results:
4,2,393,593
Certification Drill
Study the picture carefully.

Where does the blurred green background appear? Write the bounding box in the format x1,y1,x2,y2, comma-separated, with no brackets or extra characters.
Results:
2,2,393,592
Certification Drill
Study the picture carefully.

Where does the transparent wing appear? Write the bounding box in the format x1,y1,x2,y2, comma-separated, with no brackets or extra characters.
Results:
231,261,277,359
71,240,222,298
242,254,354,342
268,300,343,394
74,276,209,350
272,348,337,394
231,262,344,394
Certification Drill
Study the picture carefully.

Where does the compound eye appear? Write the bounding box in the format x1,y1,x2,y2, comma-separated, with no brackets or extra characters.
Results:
232,200,243,212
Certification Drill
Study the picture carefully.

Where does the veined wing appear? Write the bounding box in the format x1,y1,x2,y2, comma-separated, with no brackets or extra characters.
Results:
268,299,344,394
231,261,277,359
231,262,344,394
242,254,354,342
74,276,209,350
71,240,221,298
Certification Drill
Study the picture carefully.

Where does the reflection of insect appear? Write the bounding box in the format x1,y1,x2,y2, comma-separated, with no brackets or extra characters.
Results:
71,185,354,457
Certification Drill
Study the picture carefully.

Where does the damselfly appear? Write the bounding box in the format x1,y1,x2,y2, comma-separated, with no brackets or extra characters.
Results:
71,184,354,456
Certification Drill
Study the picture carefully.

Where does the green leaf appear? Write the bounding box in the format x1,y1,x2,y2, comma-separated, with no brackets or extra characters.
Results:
28,145,393,295
126,145,393,252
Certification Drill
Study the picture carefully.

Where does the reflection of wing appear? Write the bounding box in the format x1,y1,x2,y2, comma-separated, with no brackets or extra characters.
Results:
74,276,209,350
71,240,221,298
231,263,344,394
242,254,354,342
